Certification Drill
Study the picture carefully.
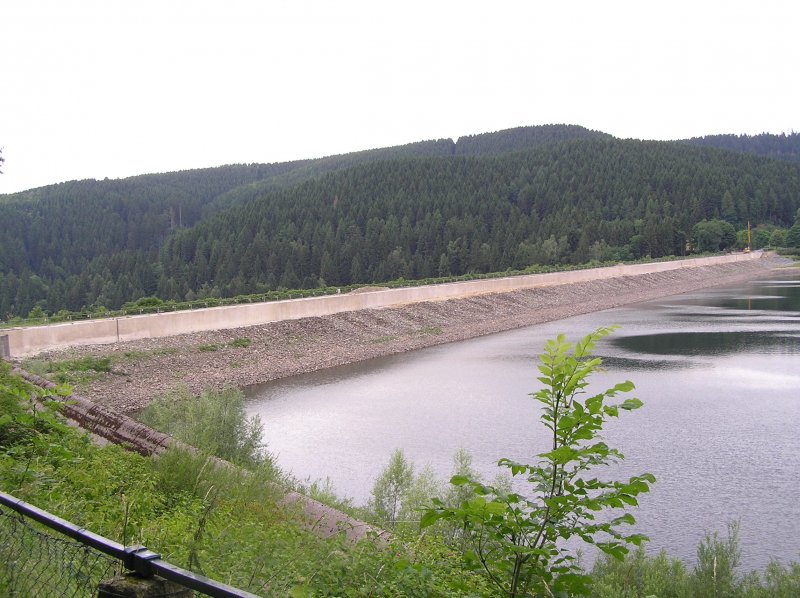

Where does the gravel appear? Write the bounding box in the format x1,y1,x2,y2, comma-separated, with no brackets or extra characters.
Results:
34,256,792,413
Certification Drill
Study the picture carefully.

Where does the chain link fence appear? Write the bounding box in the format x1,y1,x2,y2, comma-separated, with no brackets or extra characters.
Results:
0,491,262,597
0,503,119,597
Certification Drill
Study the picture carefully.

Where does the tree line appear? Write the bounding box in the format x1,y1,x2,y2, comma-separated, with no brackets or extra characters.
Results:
155,138,800,303
2,128,800,319
682,132,800,162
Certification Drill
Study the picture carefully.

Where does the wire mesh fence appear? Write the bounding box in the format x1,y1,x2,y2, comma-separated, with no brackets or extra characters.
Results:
0,490,262,597
0,503,119,597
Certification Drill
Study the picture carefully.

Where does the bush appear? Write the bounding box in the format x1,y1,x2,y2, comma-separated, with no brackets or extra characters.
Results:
138,387,271,469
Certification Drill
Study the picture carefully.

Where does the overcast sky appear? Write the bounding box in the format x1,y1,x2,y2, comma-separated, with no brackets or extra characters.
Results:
1,0,798,194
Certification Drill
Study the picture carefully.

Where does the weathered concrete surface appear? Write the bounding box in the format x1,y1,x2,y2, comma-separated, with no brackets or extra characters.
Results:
8,318,120,359
97,574,192,598
4,252,764,358
14,367,173,456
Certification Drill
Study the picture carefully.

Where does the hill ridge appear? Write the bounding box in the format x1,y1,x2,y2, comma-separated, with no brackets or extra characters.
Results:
2,126,800,319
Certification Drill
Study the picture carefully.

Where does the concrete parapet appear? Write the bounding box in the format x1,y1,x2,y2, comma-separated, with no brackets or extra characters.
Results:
7,318,119,359
3,252,764,358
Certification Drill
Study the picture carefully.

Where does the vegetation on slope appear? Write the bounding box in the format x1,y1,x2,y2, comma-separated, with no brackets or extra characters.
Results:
155,139,800,300
0,362,489,596
3,333,800,596
3,125,800,320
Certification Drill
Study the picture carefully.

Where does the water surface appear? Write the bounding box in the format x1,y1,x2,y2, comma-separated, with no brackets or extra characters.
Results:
246,270,800,570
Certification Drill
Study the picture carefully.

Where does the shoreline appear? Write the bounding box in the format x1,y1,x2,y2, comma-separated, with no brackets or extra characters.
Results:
34,255,792,413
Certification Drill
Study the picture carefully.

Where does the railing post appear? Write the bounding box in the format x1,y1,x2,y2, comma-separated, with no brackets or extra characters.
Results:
98,572,193,597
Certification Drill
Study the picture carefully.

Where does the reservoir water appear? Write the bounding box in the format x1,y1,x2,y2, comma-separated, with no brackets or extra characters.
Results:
246,270,800,570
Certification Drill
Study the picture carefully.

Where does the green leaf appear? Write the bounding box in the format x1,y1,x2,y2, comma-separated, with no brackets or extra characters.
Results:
611,546,630,560
545,446,577,464
625,533,650,546
449,474,471,486
612,380,635,393
620,397,643,410
484,501,508,516
613,513,636,525
557,414,576,429
393,558,411,571
419,510,442,528
585,394,603,414
628,479,652,494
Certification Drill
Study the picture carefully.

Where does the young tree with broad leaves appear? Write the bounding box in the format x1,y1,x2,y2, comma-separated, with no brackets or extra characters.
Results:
422,327,654,597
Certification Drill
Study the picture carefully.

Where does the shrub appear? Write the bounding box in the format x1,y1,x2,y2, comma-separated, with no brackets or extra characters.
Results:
138,387,271,469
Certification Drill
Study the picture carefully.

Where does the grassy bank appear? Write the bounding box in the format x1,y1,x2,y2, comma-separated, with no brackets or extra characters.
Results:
0,362,489,596
3,358,799,596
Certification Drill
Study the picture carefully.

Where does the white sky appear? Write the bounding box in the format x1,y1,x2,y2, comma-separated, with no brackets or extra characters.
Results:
1,0,798,194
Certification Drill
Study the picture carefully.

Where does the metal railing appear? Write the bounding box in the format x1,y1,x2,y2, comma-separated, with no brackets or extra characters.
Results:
0,490,262,597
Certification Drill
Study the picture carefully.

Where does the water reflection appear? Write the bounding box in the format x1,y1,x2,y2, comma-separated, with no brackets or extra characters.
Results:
598,355,690,371
246,268,800,571
709,297,800,311
673,313,800,323
670,278,800,312
613,330,800,357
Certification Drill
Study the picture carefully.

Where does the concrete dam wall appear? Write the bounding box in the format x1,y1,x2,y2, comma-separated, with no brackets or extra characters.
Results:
1,252,764,358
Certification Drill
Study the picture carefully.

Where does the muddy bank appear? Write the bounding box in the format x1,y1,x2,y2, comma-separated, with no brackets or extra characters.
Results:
34,256,791,413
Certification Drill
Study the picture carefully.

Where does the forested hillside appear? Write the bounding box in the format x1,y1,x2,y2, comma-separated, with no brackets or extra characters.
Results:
681,132,800,161
157,139,800,299
2,126,800,319
454,124,610,155
200,124,608,215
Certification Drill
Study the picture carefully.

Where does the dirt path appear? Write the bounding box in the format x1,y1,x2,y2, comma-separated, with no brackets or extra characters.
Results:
33,256,792,413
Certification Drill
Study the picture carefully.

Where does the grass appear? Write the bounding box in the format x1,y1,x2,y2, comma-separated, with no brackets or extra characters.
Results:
229,337,251,348
21,355,113,385
0,366,489,596
152,347,178,356
112,348,178,363
371,335,398,344
417,326,443,336
197,338,250,352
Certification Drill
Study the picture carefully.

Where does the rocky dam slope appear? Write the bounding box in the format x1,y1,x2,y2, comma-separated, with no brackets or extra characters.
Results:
27,255,792,413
